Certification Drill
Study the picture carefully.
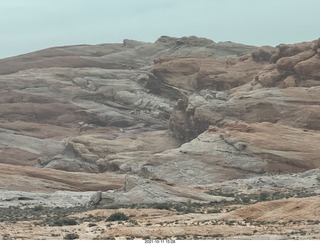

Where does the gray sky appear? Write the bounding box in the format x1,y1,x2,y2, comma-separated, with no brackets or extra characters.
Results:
1,0,320,58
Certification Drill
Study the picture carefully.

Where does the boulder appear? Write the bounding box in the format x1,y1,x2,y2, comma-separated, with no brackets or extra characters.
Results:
276,49,315,71
294,54,320,78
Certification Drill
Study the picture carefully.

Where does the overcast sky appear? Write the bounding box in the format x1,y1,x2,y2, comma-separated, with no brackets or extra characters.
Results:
1,0,320,58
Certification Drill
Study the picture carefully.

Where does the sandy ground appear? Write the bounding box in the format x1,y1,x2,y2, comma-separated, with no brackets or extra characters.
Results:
1,196,319,240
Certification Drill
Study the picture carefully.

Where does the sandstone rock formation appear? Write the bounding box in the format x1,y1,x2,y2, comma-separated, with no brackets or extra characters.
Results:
0,36,320,240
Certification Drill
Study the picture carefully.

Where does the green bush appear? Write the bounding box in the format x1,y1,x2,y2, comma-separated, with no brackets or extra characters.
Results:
106,212,129,222
63,233,79,240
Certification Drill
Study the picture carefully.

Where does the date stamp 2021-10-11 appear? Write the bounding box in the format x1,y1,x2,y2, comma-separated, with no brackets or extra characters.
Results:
145,240,176,244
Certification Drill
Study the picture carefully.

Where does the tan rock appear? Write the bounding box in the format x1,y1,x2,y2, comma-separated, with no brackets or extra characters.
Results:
148,56,265,95
254,64,282,87
276,49,315,71
170,86,320,141
0,163,125,193
294,54,320,78
278,75,296,88
217,121,320,172
69,130,181,172
251,46,276,62
233,196,320,222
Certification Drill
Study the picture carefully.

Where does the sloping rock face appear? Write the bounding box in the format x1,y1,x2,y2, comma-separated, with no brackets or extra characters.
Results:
138,122,320,187
1,35,320,211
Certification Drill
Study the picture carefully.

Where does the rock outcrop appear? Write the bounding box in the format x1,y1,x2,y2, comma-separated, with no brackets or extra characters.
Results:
1,35,320,215
169,86,320,141
147,55,264,98
168,38,320,142
0,190,103,208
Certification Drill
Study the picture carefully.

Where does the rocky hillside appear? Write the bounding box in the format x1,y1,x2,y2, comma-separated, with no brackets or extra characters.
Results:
1,36,320,240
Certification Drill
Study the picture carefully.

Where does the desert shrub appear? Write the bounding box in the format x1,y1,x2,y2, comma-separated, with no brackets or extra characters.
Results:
177,235,187,239
53,218,77,226
128,219,138,225
152,202,172,210
211,234,223,238
104,205,120,209
259,192,270,201
241,197,251,204
2,234,11,240
63,233,79,240
106,212,129,222
105,236,116,240
33,205,44,211
207,209,221,214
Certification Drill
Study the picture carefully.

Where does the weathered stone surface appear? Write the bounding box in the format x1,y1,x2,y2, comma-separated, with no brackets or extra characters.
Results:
0,36,257,75
251,46,277,62
1,35,320,219
170,86,320,141
0,190,103,208
254,64,283,87
211,122,320,172
276,49,315,71
68,130,181,173
207,167,320,194
138,121,320,187
252,38,320,88
148,56,264,96
0,163,125,193
232,197,320,222
270,41,312,63
90,191,102,205
99,175,231,206
294,54,320,78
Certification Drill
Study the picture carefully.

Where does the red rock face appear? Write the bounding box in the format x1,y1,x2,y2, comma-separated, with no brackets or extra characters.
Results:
253,38,320,88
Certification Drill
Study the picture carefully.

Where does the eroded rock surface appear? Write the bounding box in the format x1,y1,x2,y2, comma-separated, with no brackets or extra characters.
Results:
1,36,320,237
